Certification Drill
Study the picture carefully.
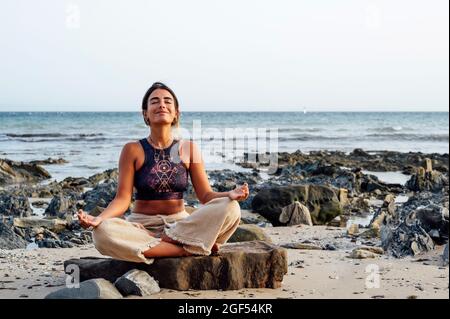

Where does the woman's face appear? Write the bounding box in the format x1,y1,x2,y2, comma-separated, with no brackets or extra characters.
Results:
144,88,178,127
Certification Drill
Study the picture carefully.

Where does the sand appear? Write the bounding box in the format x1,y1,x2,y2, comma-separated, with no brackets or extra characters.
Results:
0,225,448,299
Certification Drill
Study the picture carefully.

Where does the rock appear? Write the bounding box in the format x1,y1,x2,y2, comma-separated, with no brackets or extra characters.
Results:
381,221,435,257
279,201,313,226
328,216,347,227
45,194,77,219
348,249,379,259
251,185,342,226
406,168,448,193
228,224,272,243
83,181,117,214
412,204,449,245
339,188,349,206
87,169,119,185
281,242,323,250
0,158,51,186
240,210,272,227
443,243,449,266
358,246,384,254
45,278,122,299
347,224,359,236
13,217,67,233
350,149,371,157
114,269,160,297
0,193,32,217
0,221,28,249
29,157,68,165
64,241,288,290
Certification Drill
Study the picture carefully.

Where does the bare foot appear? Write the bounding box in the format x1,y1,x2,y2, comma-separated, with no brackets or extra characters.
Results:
212,243,221,253
161,233,180,245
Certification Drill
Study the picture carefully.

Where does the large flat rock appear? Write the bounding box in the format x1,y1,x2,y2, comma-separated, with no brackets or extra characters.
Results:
64,241,287,291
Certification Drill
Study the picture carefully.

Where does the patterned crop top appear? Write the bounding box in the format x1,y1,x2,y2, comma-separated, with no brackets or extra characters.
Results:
134,138,189,200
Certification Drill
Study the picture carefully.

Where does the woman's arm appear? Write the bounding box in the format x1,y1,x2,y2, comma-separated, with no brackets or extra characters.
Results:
78,142,136,227
186,140,249,204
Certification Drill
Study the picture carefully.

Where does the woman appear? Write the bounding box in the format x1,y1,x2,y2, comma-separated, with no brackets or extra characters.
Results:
77,82,249,264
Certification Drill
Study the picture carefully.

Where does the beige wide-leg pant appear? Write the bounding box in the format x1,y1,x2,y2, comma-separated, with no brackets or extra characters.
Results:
92,197,241,264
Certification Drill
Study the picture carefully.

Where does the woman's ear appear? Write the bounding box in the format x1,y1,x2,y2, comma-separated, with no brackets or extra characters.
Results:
142,110,150,126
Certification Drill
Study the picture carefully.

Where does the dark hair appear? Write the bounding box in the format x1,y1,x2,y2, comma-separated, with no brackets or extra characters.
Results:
141,82,180,127
142,82,179,111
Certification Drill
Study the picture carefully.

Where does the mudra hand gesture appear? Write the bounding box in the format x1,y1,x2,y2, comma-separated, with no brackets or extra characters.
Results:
77,209,103,229
228,182,249,201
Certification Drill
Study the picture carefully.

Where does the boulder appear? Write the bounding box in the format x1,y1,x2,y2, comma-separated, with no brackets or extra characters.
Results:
83,181,117,214
45,193,77,219
228,224,272,243
64,241,287,290
406,168,448,193
279,201,313,226
114,269,160,297
0,158,51,186
251,185,342,226
45,278,122,299
0,221,28,249
413,204,449,245
240,209,272,227
381,221,435,258
13,217,67,233
0,193,32,217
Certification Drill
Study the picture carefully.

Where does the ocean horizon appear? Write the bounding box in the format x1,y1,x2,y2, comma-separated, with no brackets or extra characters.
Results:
1,111,448,182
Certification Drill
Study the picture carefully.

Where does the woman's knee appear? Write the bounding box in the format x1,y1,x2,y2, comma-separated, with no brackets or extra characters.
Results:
220,198,241,221
92,218,121,249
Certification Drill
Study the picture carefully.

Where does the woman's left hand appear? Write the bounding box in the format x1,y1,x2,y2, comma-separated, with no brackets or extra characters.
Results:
228,182,249,201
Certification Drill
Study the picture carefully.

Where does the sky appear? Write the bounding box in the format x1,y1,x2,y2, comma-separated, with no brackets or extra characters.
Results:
0,0,448,112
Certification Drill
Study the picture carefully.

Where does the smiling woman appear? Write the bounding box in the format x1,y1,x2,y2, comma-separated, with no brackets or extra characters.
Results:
77,81,249,263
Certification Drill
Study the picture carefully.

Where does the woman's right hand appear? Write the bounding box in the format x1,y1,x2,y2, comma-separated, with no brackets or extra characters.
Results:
77,209,104,229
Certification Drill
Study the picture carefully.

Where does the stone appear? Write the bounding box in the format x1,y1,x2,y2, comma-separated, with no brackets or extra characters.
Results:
406,169,448,193
442,243,449,266
425,158,433,173
279,201,313,226
13,217,67,233
240,210,272,227
281,242,323,250
45,194,77,219
348,249,379,259
228,224,272,243
0,158,51,186
339,188,349,206
381,221,435,257
412,204,449,245
251,185,342,226
45,278,122,299
358,246,384,255
114,269,160,297
347,224,359,236
64,241,288,290
0,221,28,249
83,181,117,214
0,193,32,217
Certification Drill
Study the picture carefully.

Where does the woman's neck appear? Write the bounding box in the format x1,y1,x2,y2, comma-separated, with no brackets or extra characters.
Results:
149,126,173,148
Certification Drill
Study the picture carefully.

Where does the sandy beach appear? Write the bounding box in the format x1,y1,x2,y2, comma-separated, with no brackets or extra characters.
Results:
1,225,448,299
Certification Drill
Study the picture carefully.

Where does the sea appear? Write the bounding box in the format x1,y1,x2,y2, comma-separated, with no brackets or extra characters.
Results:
0,112,448,183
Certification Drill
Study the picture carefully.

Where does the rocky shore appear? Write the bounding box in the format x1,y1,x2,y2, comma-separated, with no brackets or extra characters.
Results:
0,148,448,299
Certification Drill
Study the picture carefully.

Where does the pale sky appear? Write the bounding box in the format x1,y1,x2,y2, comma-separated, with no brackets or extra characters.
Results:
0,0,448,112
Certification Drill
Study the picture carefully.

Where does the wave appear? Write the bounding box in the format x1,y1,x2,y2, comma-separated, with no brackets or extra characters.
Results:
364,133,448,142
278,133,448,142
5,133,104,138
367,126,412,132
